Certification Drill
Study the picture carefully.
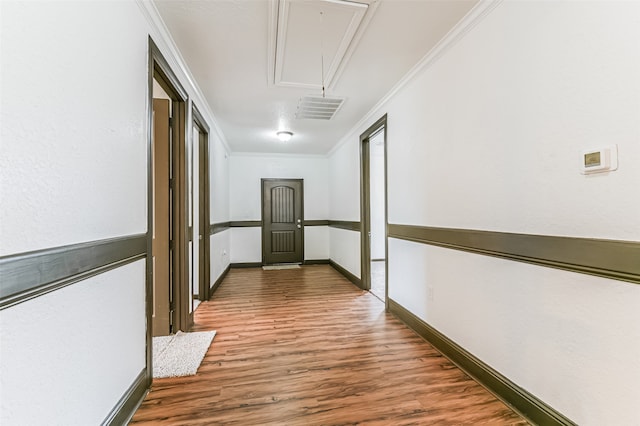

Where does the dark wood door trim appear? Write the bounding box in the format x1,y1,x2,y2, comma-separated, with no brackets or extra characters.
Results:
147,37,192,385
359,114,388,306
194,104,210,301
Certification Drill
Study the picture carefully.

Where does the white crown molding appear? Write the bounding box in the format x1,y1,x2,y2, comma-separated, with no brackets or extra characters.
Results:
327,0,503,157
136,0,231,155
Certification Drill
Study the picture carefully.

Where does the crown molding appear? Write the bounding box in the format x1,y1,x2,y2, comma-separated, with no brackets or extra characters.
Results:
230,151,329,160
135,0,231,155
328,0,503,157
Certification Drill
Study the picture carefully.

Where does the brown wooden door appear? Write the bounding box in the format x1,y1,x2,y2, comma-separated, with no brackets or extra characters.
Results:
262,179,304,265
152,98,171,336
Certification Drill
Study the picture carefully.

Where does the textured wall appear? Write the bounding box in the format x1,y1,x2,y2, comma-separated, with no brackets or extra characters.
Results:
329,1,640,424
0,1,148,256
0,1,230,423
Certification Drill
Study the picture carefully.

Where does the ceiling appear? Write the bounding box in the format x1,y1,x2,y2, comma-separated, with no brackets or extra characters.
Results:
153,0,478,155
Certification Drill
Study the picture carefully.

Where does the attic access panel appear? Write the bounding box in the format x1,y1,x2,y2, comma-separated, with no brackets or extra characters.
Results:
271,0,372,90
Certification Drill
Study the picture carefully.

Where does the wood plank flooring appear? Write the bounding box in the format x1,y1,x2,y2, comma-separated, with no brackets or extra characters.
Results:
131,265,528,425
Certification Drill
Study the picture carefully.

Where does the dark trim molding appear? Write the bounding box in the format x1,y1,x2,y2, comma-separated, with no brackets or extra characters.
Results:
101,369,148,426
304,220,329,226
225,220,331,228
230,220,262,228
304,259,330,265
0,234,147,310
388,299,576,426
388,224,640,285
360,114,388,301
217,220,332,229
230,262,263,268
329,260,362,289
210,222,230,235
192,104,210,133
210,264,231,296
328,220,361,232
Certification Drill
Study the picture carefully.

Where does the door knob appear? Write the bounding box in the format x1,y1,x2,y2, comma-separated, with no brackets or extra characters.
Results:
297,224,301,229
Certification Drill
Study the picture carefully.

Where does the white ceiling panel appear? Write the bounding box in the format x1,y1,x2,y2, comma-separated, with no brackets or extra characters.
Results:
274,0,369,90
153,0,479,155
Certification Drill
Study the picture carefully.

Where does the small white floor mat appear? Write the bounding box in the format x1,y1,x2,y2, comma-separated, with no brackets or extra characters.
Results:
152,330,216,378
262,264,301,270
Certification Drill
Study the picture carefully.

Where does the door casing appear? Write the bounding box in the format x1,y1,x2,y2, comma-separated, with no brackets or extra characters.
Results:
194,106,211,301
146,38,193,384
261,178,304,265
360,114,388,310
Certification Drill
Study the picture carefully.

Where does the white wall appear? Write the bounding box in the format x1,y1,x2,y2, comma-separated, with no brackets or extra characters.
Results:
330,1,640,424
328,138,361,275
0,262,146,425
210,131,231,281
329,227,361,279
369,133,386,260
0,1,148,255
0,1,229,424
229,153,330,262
211,133,230,224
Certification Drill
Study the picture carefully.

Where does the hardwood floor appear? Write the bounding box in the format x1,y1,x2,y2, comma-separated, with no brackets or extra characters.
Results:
131,265,528,425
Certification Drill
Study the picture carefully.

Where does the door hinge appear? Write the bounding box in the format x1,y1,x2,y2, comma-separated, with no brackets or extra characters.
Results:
169,240,174,250
168,117,174,128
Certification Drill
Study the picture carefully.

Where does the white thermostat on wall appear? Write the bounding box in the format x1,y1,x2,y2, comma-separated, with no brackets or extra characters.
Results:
580,145,618,174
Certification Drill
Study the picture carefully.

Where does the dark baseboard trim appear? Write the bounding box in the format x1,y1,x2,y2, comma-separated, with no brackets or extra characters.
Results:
388,299,576,426
101,369,148,426
388,224,640,285
0,234,147,310
304,220,329,226
328,220,361,232
230,220,262,228
304,259,330,265
230,262,263,268
329,260,362,289
210,222,230,235
210,264,231,296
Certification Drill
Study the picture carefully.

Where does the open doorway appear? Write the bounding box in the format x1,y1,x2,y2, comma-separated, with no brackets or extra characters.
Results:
147,38,193,351
192,106,211,307
360,115,387,306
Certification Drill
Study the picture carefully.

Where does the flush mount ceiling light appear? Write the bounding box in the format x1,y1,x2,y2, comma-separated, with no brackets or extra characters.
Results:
276,131,293,142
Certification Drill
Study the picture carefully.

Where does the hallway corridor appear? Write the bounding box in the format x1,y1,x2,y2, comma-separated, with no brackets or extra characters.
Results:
131,265,526,425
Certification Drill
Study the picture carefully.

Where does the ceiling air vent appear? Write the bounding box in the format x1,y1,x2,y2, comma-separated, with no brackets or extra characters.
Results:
295,96,345,120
